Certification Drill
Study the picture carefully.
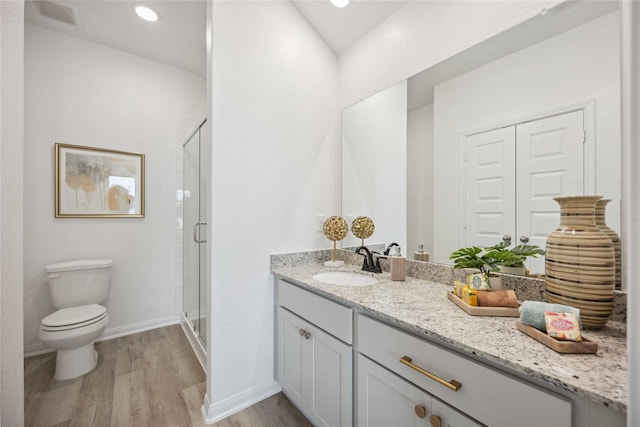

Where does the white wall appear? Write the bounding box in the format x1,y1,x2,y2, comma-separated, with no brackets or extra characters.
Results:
202,1,339,421
23,24,206,354
338,0,561,109
342,81,407,251
407,104,434,258
1,1,25,424
432,11,620,263
621,2,640,424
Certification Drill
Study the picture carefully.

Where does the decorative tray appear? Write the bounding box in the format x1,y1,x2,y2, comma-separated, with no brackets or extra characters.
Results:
515,320,598,354
447,291,520,317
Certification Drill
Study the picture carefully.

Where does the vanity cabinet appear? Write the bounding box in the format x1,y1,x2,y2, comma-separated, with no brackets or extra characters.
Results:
357,314,572,427
357,354,481,427
276,280,353,427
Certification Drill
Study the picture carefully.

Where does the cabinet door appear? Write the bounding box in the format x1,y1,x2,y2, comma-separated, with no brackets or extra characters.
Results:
278,307,308,410
464,127,516,247
309,322,353,427
358,354,431,427
431,399,483,427
278,307,353,427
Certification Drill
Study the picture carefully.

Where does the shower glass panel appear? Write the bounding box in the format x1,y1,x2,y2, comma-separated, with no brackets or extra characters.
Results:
183,120,208,346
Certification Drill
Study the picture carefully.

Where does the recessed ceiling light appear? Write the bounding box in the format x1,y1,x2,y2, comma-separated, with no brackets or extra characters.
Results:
330,0,350,8
135,5,158,22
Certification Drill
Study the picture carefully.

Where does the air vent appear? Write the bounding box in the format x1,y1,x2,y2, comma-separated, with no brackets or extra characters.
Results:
34,0,77,26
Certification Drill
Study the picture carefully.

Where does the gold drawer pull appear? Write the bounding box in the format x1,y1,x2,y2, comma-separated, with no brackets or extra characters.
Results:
429,415,442,427
414,405,427,419
399,356,462,391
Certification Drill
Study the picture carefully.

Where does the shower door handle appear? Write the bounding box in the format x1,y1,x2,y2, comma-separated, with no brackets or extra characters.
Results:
193,222,207,243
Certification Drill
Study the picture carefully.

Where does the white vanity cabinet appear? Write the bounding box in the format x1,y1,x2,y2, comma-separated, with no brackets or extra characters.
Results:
276,280,353,427
358,354,481,427
357,314,572,427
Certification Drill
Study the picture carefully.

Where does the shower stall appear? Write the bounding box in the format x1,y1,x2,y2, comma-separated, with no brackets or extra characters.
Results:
181,118,208,365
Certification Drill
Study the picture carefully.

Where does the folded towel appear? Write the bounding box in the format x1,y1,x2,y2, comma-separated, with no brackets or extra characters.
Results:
477,290,519,308
519,301,581,332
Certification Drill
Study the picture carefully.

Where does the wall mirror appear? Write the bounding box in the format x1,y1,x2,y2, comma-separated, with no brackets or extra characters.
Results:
341,1,623,286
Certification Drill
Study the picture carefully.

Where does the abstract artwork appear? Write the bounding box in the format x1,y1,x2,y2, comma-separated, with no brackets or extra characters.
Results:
55,143,145,217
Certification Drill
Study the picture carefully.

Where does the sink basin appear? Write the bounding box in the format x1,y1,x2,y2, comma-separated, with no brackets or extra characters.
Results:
312,271,378,286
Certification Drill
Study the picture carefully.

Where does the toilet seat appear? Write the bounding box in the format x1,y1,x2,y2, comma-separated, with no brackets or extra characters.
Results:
41,304,107,332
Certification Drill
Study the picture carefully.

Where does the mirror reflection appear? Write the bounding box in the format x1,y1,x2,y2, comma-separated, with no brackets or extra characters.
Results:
341,1,622,285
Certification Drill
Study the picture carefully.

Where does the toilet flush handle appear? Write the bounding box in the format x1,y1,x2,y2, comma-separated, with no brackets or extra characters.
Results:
47,273,61,279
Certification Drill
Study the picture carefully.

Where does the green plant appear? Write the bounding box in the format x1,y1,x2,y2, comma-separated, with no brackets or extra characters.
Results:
449,241,544,273
485,241,545,267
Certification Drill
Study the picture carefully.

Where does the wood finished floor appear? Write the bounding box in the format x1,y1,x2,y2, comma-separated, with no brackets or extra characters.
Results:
24,325,311,427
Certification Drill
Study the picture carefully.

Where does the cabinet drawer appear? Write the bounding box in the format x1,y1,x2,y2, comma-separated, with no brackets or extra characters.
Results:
278,280,352,344
357,354,481,427
357,315,571,427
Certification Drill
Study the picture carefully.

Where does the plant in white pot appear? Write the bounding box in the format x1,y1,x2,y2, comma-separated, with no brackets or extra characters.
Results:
449,246,519,290
486,240,545,276
449,242,544,289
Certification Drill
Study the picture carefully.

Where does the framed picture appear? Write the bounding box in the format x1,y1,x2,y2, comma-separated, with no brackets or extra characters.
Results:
55,143,145,218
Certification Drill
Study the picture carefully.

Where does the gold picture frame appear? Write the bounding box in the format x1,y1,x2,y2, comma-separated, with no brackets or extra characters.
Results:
55,143,145,218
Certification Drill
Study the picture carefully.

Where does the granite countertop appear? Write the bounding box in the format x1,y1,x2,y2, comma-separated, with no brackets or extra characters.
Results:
272,262,627,414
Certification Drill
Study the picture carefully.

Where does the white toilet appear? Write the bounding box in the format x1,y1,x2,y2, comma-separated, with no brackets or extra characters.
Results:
38,259,112,381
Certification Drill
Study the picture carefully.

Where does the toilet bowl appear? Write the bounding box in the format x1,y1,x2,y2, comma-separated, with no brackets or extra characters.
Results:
39,259,112,381
39,304,109,381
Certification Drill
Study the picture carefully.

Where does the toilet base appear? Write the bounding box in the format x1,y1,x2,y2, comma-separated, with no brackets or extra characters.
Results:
54,342,98,381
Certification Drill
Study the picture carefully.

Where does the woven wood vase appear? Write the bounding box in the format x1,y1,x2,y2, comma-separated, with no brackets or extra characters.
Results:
595,199,622,290
545,196,615,329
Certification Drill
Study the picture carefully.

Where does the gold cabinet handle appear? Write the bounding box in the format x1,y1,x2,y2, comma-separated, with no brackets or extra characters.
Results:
399,356,462,392
414,405,427,419
298,329,311,339
429,415,442,427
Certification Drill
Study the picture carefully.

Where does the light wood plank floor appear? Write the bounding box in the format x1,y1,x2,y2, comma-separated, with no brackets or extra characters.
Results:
24,325,311,427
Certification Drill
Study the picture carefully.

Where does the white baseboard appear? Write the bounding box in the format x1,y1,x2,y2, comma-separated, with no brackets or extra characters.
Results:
24,314,181,358
200,380,282,424
180,313,207,373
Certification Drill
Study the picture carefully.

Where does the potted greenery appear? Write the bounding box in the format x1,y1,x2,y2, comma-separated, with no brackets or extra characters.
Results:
485,241,545,275
449,241,545,288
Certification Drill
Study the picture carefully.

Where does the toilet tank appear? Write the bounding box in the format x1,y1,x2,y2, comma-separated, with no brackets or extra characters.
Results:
46,259,113,309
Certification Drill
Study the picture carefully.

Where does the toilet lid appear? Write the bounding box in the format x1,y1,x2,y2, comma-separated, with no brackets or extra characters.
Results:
42,304,106,327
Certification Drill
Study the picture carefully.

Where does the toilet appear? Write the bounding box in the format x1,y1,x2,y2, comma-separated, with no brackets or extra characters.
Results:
38,259,112,381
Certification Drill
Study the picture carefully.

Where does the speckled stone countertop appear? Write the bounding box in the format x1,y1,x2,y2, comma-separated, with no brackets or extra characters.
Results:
272,262,627,414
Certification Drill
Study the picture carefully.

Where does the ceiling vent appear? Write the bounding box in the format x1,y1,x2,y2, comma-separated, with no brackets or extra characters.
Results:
34,0,78,26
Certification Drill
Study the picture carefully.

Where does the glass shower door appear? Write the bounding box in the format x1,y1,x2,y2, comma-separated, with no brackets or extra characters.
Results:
183,120,207,346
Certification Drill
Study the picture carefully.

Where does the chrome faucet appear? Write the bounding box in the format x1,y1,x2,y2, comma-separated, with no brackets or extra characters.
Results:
356,246,383,273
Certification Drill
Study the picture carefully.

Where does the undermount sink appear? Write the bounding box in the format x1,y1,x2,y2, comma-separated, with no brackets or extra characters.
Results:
312,271,379,286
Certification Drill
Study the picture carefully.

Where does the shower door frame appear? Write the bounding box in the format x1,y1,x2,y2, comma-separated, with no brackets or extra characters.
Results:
181,118,208,369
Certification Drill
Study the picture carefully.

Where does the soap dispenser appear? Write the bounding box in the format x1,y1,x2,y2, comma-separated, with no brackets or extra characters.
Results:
389,246,406,281
414,244,429,262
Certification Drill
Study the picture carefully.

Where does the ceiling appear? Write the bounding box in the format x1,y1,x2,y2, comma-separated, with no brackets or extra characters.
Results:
25,0,208,76
25,0,407,76
291,1,408,54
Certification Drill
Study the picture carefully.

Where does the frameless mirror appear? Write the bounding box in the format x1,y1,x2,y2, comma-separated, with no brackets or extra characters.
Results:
342,81,407,251
340,1,623,285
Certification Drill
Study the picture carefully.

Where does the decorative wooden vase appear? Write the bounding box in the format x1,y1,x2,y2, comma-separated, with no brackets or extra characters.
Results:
595,199,621,290
545,196,615,329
